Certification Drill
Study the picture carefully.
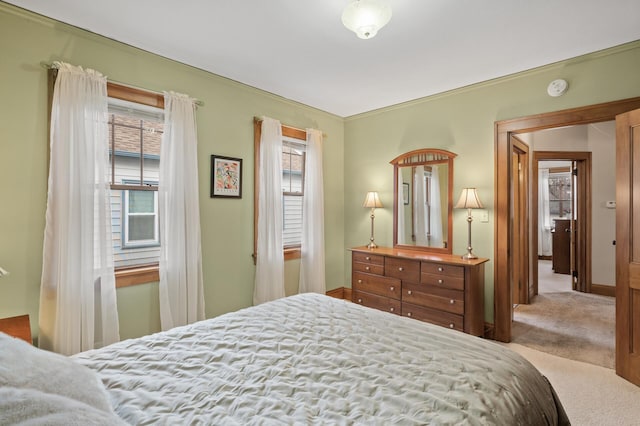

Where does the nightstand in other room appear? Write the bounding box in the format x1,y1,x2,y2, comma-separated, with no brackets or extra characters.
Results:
0,314,32,344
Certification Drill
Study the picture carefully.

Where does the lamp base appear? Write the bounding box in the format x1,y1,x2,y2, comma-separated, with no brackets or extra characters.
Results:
367,242,378,249
461,252,478,260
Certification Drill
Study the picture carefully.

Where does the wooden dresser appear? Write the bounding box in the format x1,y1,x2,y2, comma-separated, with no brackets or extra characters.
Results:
350,246,488,336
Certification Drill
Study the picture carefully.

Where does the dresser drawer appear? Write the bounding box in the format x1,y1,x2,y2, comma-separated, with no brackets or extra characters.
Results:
353,291,401,315
421,262,464,278
401,303,463,331
385,257,420,282
403,282,464,315
352,251,385,266
353,261,384,275
421,272,464,291
353,272,401,299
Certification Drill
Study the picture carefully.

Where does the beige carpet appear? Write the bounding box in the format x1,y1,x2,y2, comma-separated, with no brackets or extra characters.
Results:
512,261,615,369
504,343,640,426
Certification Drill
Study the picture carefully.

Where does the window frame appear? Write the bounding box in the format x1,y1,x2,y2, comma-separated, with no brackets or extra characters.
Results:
108,83,164,287
121,184,160,249
253,118,306,262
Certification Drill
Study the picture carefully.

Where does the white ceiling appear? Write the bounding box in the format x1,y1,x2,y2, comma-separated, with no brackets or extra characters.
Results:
6,0,640,117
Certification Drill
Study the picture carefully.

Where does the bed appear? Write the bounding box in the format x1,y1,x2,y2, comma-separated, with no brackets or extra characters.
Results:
1,293,569,425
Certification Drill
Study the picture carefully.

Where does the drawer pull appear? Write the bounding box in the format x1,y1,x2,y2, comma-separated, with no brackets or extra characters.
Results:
449,299,455,304
389,307,395,312
398,267,404,272
449,323,454,329
365,256,371,260
390,286,395,291
365,266,370,271
357,298,363,303
407,290,412,295
438,267,444,272
407,312,412,317
358,279,362,284
438,279,443,284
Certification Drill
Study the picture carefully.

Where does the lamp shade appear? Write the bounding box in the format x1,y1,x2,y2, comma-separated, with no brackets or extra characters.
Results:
455,188,483,209
363,191,383,208
342,0,392,39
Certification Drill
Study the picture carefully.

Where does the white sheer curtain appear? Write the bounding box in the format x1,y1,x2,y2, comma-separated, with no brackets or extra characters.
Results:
397,171,406,245
158,91,205,331
39,62,119,355
299,128,325,294
414,166,428,245
429,166,443,247
254,117,285,305
538,168,553,256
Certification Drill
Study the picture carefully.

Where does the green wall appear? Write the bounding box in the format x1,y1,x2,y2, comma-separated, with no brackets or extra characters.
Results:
0,4,345,340
2,3,639,340
344,40,640,321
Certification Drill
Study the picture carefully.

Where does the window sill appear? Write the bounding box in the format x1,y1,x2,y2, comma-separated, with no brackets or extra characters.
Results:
115,264,159,288
284,247,301,261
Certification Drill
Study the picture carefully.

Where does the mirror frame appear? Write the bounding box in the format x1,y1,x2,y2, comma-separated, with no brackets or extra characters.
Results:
390,148,457,254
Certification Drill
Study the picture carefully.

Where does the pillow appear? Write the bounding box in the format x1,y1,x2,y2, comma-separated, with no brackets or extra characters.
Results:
0,332,115,414
0,387,127,425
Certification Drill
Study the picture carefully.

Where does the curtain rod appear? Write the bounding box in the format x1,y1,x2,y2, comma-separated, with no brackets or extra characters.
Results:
41,61,204,107
253,116,327,138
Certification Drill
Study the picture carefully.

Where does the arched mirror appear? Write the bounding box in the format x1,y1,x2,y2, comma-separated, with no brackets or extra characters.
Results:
391,149,456,253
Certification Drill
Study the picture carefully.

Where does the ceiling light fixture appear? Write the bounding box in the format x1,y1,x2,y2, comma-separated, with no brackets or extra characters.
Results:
342,0,392,40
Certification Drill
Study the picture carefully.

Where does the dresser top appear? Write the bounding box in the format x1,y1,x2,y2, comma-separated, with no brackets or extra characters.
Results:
350,246,489,266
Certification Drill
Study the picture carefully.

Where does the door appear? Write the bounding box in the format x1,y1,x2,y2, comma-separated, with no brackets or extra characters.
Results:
616,108,640,386
511,136,529,305
571,159,589,292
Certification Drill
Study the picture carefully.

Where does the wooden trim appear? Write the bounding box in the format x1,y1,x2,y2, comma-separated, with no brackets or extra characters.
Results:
284,247,301,261
494,96,640,343
107,82,164,109
591,283,615,297
0,315,32,344
115,264,159,288
548,166,571,174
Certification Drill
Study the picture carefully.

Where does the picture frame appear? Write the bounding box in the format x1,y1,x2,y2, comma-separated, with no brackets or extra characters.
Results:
211,155,242,198
403,182,410,205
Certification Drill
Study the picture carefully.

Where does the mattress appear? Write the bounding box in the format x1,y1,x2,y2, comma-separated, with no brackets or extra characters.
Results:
74,293,569,425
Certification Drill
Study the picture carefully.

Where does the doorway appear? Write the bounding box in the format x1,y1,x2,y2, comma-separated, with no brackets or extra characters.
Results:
493,97,640,344
531,152,591,296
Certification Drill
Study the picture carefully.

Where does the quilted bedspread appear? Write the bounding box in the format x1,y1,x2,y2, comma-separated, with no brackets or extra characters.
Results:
73,294,568,425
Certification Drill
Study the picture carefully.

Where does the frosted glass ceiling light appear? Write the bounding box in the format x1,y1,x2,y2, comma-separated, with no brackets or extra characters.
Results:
342,0,392,39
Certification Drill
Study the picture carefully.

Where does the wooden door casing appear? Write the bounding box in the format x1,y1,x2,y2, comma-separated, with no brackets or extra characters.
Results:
494,97,640,343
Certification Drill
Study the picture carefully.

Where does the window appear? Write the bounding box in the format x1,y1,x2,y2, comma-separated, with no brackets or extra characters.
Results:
253,119,307,260
122,186,159,248
282,139,306,248
106,83,165,286
108,98,163,271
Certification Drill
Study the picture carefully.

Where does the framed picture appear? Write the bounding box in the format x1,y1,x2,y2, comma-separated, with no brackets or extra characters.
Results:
211,155,242,198
403,183,410,205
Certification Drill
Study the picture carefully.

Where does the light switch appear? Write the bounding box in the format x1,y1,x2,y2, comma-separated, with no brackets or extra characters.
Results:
480,210,489,223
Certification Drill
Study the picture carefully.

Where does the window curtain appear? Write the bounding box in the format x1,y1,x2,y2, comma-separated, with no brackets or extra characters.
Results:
538,168,553,256
413,166,428,245
397,171,406,245
429,165,443,247
158,91,205,331
39,62,119,355
299,128,325,294
254,117,285,305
